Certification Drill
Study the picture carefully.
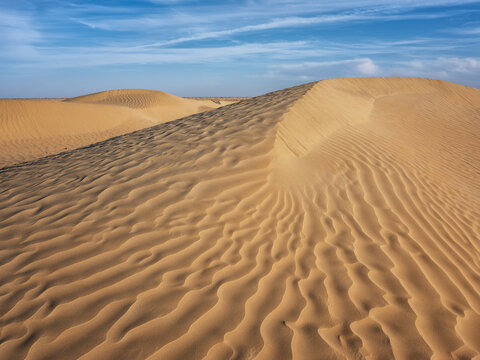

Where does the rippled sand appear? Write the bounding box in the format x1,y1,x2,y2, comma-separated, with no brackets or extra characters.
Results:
1,78,479,359
0,89,231,167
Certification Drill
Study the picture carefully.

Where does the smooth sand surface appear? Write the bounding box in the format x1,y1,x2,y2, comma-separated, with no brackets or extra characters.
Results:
0,77,479,359
0,89,230,167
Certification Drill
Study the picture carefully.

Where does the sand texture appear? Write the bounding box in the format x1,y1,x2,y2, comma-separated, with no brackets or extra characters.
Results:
0,89,229,167
0,77,480,359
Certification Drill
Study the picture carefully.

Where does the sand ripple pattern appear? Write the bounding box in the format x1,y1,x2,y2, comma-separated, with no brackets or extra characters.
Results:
0,78,479,359
0,90,229,168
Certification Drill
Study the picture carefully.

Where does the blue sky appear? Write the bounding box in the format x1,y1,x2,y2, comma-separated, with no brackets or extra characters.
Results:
1,0,479,97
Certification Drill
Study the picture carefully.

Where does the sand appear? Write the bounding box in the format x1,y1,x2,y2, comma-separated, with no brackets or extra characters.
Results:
0,77,479,359
0,89,231,167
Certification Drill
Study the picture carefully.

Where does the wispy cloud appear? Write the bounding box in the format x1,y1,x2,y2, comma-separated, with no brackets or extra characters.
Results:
267,56,480,84
12,41,311,68
395,57,480,75
71,8,476,51
13,34,476,70
138,14,368,47
267,58,381,80
0,10,41,60
70,4,476,35
1,0,479,96
452,26,480,35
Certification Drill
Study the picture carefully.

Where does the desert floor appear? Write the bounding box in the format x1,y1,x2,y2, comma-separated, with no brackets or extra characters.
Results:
0,77,479,359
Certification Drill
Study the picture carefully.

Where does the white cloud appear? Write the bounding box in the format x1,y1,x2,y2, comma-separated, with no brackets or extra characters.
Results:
453,27,480,35
72,8,465,38
1,0,480,92
267,58,381,80
0,10,41,59
266,56,480,86
399,57,480,74
357,58,379,75
138,14,367,48
12,41,311,67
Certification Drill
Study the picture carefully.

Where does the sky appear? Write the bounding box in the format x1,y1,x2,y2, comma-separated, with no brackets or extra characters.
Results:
1,0,480,97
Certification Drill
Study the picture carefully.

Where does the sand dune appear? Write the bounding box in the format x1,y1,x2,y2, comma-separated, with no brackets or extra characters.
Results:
0,89,229,167
0,77,479,359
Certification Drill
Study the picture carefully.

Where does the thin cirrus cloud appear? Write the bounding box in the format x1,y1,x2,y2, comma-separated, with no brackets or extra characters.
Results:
269,58,380,76
0,0,479,96
134,10,475,49
21,41,312,67
11,36,472,69
70,4,474,34
452,27,480,35
267,56,480,85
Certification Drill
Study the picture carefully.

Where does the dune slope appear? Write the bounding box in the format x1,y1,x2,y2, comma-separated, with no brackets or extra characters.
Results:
0,89,227,167
0,78,479,360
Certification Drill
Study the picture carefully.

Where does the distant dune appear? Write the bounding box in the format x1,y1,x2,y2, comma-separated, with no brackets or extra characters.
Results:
0,78,479,359
0,89,231,167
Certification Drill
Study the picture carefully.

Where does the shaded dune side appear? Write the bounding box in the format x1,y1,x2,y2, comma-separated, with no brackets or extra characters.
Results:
0,90,227,168
0,78,479,360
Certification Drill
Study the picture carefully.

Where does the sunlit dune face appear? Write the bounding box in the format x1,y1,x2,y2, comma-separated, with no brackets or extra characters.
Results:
0,78,479,360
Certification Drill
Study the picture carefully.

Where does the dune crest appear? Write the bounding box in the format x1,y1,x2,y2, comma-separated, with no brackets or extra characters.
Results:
0,89,230,167
0,78,479,359
66,89,182,108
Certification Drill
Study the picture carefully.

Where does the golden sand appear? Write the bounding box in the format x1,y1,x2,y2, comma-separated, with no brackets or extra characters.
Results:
0,78,479,359
0,89,231,167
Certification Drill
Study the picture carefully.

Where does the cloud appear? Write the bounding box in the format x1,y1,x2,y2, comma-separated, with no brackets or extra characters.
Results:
71,7,469,37
267,58,381,80
73,17,168,31
357,58,379,75
138,14,367,48
11,41,311,68
0,10,41,59
267,56,480,85
1,0,480,94
395,57,480,75
453,27,480,35
102,9,472,50
73,13,367,33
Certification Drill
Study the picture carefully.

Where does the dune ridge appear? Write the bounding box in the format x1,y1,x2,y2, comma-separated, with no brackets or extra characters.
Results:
0,78,479,359
0,89,230,168
66,89,181,108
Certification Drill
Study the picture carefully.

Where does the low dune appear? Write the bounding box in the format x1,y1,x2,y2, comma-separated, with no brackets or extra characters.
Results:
0,89,230,167
0,77,479,359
